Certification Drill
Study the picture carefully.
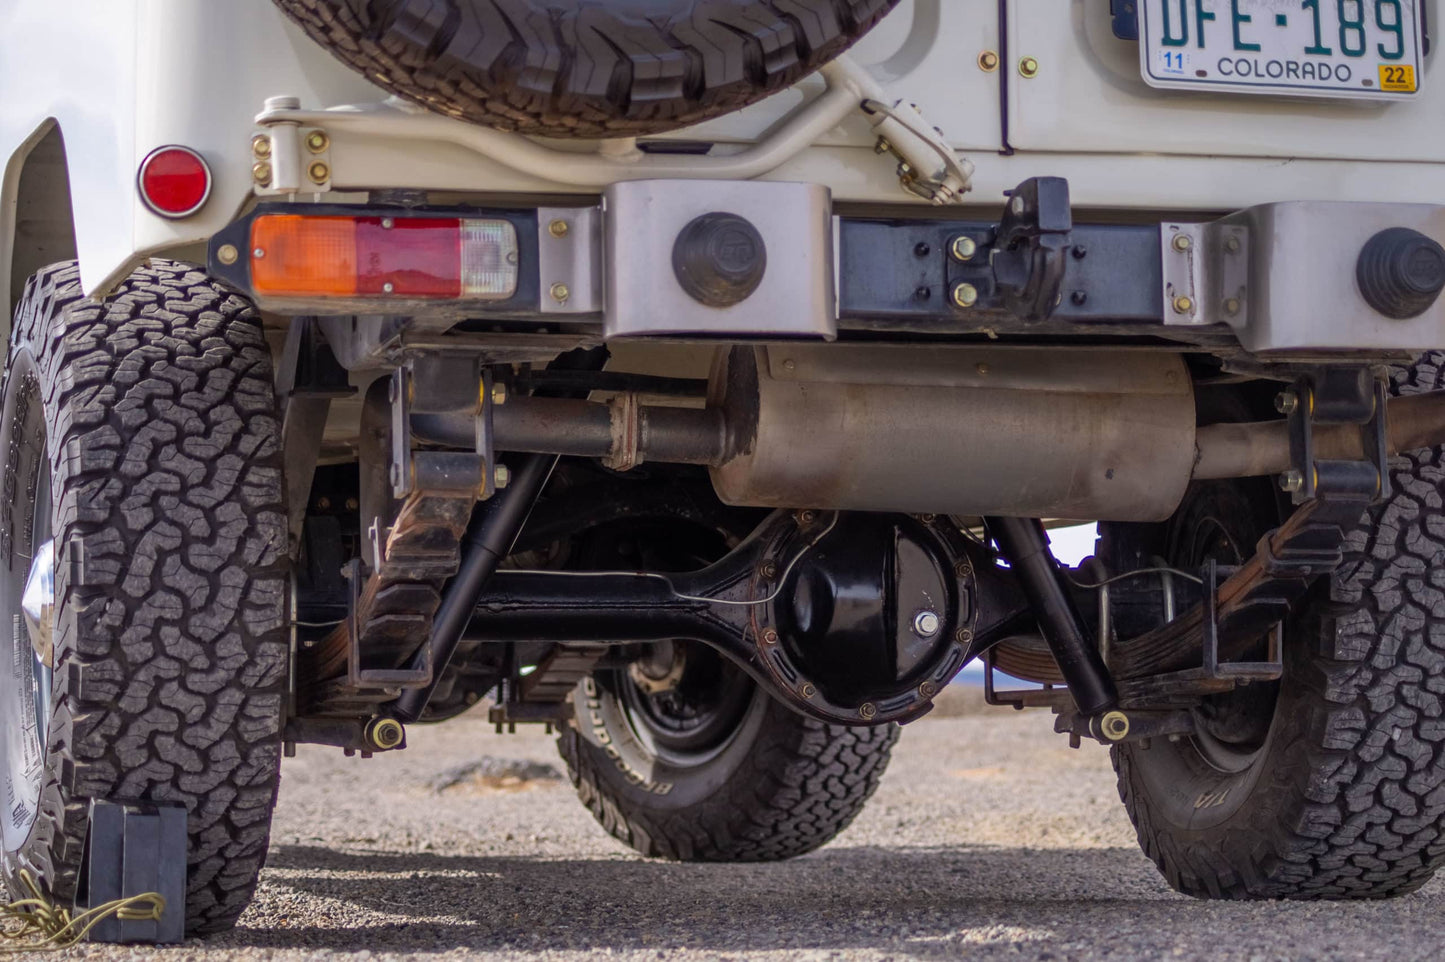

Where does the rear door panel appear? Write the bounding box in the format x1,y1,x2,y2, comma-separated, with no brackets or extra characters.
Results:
1006,0,1444,163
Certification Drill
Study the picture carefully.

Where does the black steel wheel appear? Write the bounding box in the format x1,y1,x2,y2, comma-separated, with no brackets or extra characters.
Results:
553,513,896,861
270,0,899,138
559,648,897,861
0,261,288,933
1109,353,1445,899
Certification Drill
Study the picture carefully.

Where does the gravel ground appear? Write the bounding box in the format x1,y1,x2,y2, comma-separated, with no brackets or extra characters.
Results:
51,696,1445,961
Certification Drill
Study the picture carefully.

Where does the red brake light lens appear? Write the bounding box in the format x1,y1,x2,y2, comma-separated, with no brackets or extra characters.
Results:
138,146,211,218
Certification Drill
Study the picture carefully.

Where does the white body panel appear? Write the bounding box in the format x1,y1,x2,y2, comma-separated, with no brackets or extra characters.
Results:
2,0,1442,317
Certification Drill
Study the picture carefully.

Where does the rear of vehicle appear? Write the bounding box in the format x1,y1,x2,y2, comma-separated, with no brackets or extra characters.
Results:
3,0,1445,935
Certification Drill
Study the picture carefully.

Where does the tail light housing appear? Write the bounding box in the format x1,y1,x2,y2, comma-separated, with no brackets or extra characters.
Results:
247,213,519,300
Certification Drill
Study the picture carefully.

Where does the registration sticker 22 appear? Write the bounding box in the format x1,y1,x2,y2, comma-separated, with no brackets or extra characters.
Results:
1378,63,1417,91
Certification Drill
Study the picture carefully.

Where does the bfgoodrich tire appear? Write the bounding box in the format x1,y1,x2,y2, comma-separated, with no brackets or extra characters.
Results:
271,0,900,137
559,646,897,862
0,262,288,933
1112,353,1445,899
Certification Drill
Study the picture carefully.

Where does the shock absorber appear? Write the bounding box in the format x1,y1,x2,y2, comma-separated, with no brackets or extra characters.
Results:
985,516,1118,716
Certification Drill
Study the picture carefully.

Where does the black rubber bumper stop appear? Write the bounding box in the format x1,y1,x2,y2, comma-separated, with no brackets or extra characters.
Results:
1356,227,1445,319
672,212,767,308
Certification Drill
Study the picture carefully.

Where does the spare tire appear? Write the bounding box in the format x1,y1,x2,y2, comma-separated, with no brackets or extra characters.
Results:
271,0,900,138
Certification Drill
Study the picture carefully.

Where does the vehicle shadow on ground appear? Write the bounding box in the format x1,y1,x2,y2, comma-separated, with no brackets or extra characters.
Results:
218,842,1445,958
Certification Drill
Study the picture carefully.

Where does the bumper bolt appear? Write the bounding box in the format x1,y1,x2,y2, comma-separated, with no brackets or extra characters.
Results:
950,235,978,262
494,464,511,489
490,382,508,406
216,244,239,266
1172,295,1194,314
953,283,979,308
548,219,570,239
1171,233,1193,253
549,282,570,304
1275,390,1299,414
1280,469,1304,493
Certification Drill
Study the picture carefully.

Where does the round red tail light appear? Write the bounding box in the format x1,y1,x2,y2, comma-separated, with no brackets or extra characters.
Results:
137,146,211,218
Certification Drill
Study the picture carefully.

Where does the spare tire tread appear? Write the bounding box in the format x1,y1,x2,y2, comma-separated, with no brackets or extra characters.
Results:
271,0,898,137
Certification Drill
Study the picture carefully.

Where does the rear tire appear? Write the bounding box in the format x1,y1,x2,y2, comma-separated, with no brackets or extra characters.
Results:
1112,353,1445,899
0,262,288,933
271,0,900,137
559,657,898,861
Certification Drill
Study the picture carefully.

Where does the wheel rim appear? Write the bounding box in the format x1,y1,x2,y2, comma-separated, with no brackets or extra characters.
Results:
617,641,758,768
1172,505,1279,774
0,366,51,853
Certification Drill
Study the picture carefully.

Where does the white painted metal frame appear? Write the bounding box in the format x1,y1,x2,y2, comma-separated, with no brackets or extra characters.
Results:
253,57,973,201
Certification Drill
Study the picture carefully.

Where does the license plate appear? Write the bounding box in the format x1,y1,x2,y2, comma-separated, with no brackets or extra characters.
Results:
1139,0,1424,100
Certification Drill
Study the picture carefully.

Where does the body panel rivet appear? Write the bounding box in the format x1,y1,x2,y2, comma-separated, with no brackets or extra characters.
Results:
308,161,330,184
978,50,999,72
548,219,570,238
305,130,329,153
1019,56,1040,78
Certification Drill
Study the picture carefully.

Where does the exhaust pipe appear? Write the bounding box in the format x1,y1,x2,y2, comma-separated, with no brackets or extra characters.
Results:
1193,390,1445,480
411,348,1445,522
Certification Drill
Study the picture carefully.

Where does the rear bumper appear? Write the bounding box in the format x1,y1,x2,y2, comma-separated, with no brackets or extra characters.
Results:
208,188,1445,358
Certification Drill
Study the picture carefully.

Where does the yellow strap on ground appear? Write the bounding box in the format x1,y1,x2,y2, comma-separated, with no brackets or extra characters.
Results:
0,869,166,951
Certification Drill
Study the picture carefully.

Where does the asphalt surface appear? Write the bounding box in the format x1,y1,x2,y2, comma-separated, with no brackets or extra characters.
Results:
54,695,1445,961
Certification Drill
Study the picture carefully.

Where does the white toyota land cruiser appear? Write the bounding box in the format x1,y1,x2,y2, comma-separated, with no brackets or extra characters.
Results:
1,0,1443,935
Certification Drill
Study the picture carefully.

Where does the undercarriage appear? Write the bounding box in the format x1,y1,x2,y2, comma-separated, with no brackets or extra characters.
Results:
10,0,1445,937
